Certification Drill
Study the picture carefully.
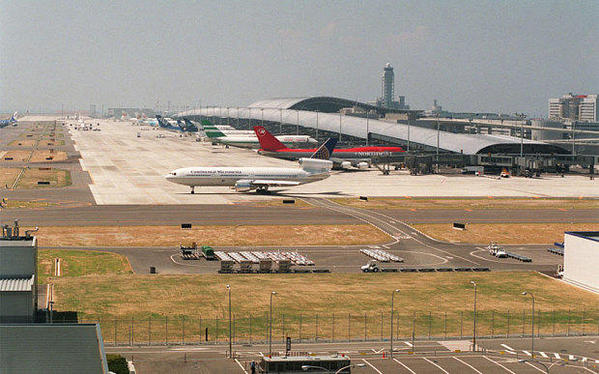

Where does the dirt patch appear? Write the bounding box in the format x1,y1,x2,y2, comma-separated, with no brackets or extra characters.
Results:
29,150,68,162
8,139,37,147
333,197,599,210
29,224,390,247
411,222,599,244
3,150,32,162
0,167,21,187
16,168,71,189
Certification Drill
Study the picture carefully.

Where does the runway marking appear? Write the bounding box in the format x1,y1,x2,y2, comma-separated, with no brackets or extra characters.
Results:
525,361,546,373
580,366,597,373
539,351,548,358
453,356,483,373
235,358,248,374
361,359,383,374
483,355,517,374
523,350,532,356
393,358,416,374
371,348,384,353
554,353,560,359
422,357,449,373
404,341,413,347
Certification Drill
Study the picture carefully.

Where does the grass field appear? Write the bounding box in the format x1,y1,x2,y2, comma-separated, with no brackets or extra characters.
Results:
333,197,599,210
412,223,599,244
3,150,32,162
38,249,132,284
16,168,71,188
50,271,599,343
29,224,390,247
0,167,20,187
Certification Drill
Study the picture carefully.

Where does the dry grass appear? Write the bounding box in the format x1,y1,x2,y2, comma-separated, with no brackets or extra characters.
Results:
53,271,599,319
236,199,312,208
333,197,599,210
412,223,599,244
29,150,68,162
30,224,390,247
16,168,71,189
8,139,37,147
0,167,20,186
2,199,55,209
3,150,32,162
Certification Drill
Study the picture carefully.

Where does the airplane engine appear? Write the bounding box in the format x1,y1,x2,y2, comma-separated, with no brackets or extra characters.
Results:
340,161,352,169
357,162,369,169
234,180,253,192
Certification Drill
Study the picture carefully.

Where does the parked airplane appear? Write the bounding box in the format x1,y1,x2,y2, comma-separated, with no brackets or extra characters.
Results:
202,124,317,148
165,138,337,194
0,112,18,127
253,126,404,169
181,119,199,132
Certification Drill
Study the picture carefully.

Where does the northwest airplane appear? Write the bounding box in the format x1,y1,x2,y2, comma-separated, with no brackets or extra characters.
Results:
165,138,337,194
202,123,317,149
253,126,404,169
0,112,18,128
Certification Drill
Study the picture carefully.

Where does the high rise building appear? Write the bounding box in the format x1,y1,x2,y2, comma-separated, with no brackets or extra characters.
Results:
548,93,598,122
376,63,409,110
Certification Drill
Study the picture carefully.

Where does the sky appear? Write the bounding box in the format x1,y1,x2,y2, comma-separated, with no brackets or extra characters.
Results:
1,0,597,116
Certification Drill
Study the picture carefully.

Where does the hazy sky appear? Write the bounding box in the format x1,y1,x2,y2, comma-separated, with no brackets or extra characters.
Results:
1,1,597,116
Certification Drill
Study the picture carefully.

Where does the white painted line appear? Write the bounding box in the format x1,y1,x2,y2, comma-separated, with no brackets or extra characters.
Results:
523,350,532,356
235,358,248,374
553,353,560,359
505,350,516,354
393,358,416,374
581,357,587,362
539,351,548,358
483,355,517,374
361,359,383,374
581,367,597,373
404,341,413,347
422,357,449,374
500,344,515,351
453,356,483,374
568,354,577,361
525,361,546,373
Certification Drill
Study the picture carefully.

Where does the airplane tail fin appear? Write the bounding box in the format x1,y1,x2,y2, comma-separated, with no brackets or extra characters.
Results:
11,112,17,121
204,127,226,138
253,126,287,151
309,138,337,160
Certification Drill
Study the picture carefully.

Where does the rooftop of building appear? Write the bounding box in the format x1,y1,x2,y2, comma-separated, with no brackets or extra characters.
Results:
565,231,599,242
0,275,35,292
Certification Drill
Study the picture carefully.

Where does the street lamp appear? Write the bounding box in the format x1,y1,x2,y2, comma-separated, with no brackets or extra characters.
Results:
301,363,365,373
522,291,535,358
269,291,277,356
470,281,477,351
390,289,400,359
261,108,264,127
227,285,232,358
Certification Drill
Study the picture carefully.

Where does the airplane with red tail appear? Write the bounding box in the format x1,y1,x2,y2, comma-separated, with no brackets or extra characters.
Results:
254,126,404,169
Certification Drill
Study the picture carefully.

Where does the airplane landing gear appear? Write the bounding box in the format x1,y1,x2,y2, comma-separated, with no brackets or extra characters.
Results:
256,186,269,194
190,186,195,194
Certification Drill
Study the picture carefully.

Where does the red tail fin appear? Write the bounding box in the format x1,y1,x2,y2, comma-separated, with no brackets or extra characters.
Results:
253,126,287,151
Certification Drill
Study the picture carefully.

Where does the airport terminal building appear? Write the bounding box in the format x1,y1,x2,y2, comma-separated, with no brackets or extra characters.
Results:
178,96,568,156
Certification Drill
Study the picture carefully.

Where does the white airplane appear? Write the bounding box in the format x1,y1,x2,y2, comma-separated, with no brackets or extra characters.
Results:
165,138,337,194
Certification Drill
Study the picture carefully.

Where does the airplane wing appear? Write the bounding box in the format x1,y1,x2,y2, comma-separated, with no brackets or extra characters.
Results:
250,180,301,187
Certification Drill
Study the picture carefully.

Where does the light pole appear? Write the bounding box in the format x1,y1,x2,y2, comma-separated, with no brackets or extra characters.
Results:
261,108,264,127
269,291,277,356
227,284,232,358
390,289,400,359
339,112,342,142
522,291,535,358
248,108,252,130
366,112,369,146
296,110,300,135
470,280,477,351
237,107,240,128
280,108,283,134
316,110,319,142
301,363,365,373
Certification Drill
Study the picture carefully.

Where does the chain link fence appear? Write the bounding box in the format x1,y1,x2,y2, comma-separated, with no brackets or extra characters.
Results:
74,309,599,346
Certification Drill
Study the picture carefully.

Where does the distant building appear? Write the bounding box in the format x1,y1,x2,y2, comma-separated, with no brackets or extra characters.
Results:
376,63,409,110
548,93,598,122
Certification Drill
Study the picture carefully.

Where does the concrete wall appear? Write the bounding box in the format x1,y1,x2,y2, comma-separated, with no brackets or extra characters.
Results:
0,292,34,322
564,233,599,293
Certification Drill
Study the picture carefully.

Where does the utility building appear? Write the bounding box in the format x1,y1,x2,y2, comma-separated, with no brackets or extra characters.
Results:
0,221,37,322
563,231,599,293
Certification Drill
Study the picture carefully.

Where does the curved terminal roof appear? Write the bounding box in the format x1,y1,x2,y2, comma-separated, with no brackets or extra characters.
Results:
249,96,411,114
179,104,568,155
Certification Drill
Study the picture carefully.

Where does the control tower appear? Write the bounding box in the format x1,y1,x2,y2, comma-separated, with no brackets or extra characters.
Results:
381,63,395,108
